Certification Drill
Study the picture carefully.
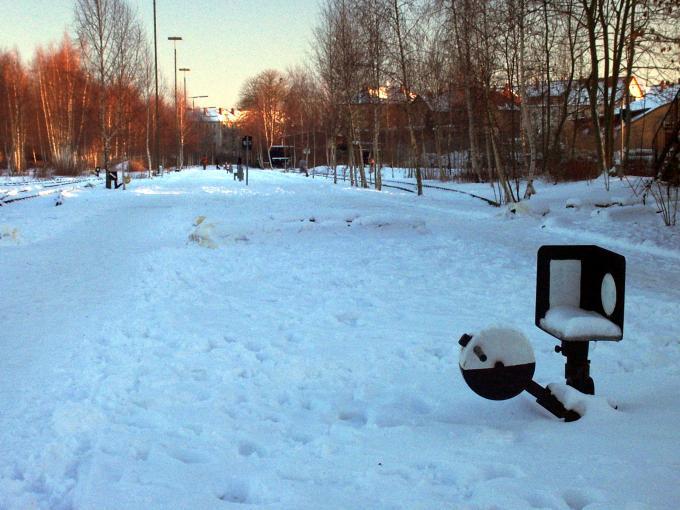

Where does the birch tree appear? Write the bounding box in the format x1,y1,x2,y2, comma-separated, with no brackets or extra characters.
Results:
580,0,640,189
386,0,425,195
444,0,485,183
314,0,343,182
0,51,29,174
34,37,90,174
358,0,389,190
486,2,517,202
75,0,142,173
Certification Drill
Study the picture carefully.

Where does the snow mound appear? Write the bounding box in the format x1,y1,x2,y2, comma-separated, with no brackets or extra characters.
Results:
540,305,622,341
354,213,427,232
188,216,217,249
52,401,105,437
565,190,639,209
0,225,20,245
590,204,655,222
187,216,251,248
547,383,619,421
506,200,551,218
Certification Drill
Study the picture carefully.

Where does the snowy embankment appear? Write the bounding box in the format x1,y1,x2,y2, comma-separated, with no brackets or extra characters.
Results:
1,169,678,509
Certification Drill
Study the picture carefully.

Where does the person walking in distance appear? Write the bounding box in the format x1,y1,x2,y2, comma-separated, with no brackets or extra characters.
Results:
236,156,243,181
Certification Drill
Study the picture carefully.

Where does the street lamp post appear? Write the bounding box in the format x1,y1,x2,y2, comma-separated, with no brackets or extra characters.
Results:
190,95,208,110
153,0,160,176
179,67,190,169
206,106,217,165
168,36,182,170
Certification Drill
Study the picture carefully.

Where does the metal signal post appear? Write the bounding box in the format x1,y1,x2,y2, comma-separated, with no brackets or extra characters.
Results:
168,36,183,171
242,136,253,186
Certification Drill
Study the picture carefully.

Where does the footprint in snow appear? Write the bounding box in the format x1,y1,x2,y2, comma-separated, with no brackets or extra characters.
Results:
244,341,262,352
562,488,601,510
479,463,524,481
238,440,266,458
335,312,359,327
338,408,368,427
216,479,251,504
374,396,432,428
167,446,211,465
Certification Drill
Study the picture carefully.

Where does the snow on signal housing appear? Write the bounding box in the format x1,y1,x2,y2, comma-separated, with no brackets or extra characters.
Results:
458,328,536,401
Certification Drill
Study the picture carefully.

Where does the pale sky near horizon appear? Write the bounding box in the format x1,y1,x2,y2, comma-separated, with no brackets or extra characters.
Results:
2,0,320,107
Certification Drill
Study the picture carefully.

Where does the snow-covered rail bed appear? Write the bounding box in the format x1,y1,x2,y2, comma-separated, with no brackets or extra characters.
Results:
0,176,93,187
1,169,679,509
0,176,101,206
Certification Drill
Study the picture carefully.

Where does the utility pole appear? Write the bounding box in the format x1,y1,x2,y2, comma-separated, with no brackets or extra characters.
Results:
190,95,208,111
153,0,160,176
179,67,190,169
242,136,252,185
206,106,217,165
168,36,182,171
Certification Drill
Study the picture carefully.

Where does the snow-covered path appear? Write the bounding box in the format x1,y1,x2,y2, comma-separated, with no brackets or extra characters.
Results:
1,169,678,509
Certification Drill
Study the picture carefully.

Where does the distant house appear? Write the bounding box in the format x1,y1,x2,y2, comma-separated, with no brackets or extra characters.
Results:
346,84,520,168
524,76,680,164
187,107,244,164
224,108,246,128
526,76,645,121
614,82,680,165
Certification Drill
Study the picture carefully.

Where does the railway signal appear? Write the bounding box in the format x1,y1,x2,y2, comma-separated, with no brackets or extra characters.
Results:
458,245,626,422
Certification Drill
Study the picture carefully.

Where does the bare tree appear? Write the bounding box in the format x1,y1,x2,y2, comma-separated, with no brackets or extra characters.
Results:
358,0,390,190
580,0,639,189
514,0,539,197
385,0,426,195
314,1,344,182
314,0,366,186
0,51,29,174
298,0,677,202
75,0,142,175
34,37,90,174
284,66,317,172
138,42,155,174
477,0,517,202
419,20,451,181
239,69,288,168
547,0,586,174
336,0,366,187
445,0,485,183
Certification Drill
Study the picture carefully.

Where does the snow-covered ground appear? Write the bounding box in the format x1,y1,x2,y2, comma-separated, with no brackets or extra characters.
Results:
1,168,678,509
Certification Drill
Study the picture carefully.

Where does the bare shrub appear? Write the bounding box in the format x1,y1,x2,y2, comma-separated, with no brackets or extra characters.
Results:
647,158,679,226
552,159,600,182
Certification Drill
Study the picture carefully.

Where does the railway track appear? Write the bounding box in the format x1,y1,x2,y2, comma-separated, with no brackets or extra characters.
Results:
312,170,500,206
380,178,500,206
0,177,101,206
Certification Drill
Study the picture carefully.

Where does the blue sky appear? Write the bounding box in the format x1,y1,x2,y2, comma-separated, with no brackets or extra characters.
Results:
3,0,320,106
